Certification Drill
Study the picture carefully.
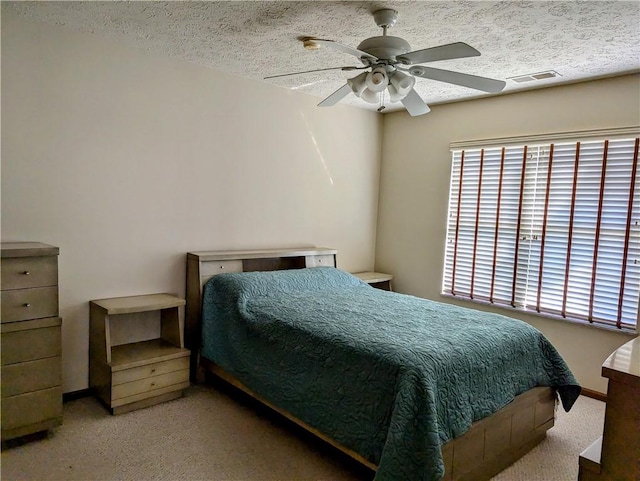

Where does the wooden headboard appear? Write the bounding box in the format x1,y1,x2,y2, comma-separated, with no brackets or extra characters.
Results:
184,247,337,379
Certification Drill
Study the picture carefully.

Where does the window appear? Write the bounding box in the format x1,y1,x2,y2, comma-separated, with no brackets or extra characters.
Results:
443,132,640,331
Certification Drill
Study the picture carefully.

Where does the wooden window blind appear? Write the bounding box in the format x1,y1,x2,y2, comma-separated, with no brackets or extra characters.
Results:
443,135,640,331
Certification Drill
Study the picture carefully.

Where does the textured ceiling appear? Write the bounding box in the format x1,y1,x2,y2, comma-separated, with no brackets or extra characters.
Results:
5,1,640,113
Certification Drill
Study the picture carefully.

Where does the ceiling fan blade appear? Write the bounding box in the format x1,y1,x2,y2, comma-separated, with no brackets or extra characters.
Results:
407,66,506,93
397,42,480,65
318,84,352,107
312,39,377,62
264,66,363,80
401,89,431,116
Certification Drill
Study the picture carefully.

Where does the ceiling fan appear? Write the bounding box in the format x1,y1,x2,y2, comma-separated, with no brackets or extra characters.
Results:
265,9,506,116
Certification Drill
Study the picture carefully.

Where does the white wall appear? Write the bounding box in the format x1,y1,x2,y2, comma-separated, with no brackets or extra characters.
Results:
5,9,637,397
376,74,640,394
1,11,383,392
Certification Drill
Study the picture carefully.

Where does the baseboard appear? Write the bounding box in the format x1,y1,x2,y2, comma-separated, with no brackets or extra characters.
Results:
63,388,92,403
581,388,607,402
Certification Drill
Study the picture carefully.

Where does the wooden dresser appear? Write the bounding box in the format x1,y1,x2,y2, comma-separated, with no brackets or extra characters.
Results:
1,242,63,441
578,336,639,481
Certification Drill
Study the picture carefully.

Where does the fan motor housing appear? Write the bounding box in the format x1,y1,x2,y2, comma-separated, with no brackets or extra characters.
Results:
357,36,411,61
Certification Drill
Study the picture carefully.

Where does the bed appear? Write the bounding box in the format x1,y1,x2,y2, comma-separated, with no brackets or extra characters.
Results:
185,247,581,481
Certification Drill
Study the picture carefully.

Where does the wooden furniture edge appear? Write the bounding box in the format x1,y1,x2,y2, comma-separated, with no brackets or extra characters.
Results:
579,436,603,474
601,336,640,387
579,337,640,481
187,247,337,261
455,429,549,481
203,358,555,480
352,271,393,284
205,358,377,471
0,242,59,258
111,390,185,415
90,293,185,315
0,416,63,442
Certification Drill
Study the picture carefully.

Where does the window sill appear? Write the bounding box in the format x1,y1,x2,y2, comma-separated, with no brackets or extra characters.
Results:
439,293,639,336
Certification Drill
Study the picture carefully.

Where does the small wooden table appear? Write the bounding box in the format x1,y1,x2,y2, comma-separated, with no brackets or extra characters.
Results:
353,271,393,291
89,293,190,414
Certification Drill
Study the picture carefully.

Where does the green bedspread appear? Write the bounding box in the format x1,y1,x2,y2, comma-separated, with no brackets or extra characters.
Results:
201,267,580,481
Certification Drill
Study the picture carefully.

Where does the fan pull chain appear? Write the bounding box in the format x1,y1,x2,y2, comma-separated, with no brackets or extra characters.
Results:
377,89,386,112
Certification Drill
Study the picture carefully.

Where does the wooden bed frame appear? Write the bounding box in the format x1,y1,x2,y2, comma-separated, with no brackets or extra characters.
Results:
185,247,557,481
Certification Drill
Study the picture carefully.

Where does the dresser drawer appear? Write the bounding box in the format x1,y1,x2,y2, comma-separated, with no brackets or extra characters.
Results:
305,254,335,268
1,256,58,290
1,286,58,323
1,357,62,398
1,319,62,365
112,356,189,386
111,368,189,401
2,386,62,431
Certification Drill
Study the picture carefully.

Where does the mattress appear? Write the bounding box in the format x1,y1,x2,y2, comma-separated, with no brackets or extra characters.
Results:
201,267,580,481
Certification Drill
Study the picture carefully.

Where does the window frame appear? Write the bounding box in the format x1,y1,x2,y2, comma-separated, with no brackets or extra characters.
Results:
443,127,640,333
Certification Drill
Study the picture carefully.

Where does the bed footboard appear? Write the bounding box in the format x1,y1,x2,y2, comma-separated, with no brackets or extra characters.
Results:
203,358,555,481
441,386,555,480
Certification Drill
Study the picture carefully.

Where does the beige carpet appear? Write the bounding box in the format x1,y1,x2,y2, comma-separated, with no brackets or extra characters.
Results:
1,383,605,481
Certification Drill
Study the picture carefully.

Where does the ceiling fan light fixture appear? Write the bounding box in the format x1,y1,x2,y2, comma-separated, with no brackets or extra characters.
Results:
365,68,388,93
347,72,368,96
360,88,380,104
387,84,404,103
281,10,504,116
390,71,415,95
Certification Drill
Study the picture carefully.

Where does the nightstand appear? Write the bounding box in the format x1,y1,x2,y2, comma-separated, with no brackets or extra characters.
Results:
89,293,190,415
353,271,393,291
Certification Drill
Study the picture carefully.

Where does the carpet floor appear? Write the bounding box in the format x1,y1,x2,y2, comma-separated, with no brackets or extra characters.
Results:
1,383,605,481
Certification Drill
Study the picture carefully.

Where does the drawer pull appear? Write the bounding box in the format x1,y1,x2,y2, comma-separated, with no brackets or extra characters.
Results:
23,271,30,275
220,265,225,269
318,259,322,263
24,303,31,308
150,368,156,374
150,382,156,387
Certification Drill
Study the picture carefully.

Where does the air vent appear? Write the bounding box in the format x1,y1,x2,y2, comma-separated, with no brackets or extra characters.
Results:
508,70,561,83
